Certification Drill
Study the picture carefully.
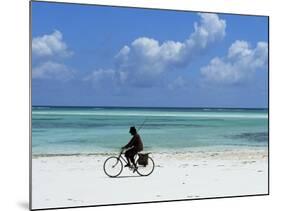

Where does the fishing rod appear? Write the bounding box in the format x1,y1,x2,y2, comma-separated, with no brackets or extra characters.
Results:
137,117,147,132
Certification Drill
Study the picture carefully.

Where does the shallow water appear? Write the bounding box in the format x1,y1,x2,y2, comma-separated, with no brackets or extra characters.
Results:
32,107,268,155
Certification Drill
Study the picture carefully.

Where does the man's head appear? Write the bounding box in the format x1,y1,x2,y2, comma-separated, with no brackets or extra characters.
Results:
129,126,137,135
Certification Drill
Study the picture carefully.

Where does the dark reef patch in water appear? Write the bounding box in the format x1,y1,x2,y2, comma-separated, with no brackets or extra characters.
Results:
225,132,268,142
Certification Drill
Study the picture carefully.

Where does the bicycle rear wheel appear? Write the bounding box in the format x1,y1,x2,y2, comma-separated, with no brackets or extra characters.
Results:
103,156,123,177
136,157,155,176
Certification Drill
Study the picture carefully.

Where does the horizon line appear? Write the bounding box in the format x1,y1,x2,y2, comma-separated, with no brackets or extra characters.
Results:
32,105,268,110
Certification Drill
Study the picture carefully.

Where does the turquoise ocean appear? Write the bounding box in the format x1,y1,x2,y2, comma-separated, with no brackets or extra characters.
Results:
32,107,268,155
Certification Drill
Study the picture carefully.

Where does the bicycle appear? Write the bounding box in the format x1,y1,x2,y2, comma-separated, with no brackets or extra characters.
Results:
103,149,155,177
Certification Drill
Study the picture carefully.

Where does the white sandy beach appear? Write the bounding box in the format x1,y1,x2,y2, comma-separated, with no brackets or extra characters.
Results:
32,148,268,209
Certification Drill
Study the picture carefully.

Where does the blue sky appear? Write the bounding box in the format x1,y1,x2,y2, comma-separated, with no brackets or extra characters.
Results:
31,2,268,108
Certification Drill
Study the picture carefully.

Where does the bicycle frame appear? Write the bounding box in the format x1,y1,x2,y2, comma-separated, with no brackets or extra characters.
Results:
103,149,155,177
117,149,139,168
117,151,128,165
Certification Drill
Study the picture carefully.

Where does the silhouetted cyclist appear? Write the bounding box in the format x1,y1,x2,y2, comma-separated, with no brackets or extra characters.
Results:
122,126,143,170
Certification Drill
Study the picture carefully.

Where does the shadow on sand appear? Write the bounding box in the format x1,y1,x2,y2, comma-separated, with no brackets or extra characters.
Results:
109,175,142,179
17,201,29,210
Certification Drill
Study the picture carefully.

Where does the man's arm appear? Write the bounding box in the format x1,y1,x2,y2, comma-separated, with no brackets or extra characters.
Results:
122,136,135,149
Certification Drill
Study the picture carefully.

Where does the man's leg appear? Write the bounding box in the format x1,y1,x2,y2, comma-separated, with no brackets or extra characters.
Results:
129,149,138,168
124,150,131,167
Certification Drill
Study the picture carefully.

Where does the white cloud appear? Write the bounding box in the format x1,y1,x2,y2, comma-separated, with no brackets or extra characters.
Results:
84,69,116,84
90,13,226,87
32,30,73,58
32,61,73,80
200,40,268,84
32,30,74,80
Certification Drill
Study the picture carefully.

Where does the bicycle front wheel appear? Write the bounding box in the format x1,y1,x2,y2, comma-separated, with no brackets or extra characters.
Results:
103,156,123,177
136,157,155,176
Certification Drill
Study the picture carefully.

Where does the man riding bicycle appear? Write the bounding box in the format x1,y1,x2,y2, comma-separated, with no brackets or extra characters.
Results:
122,126,143,170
